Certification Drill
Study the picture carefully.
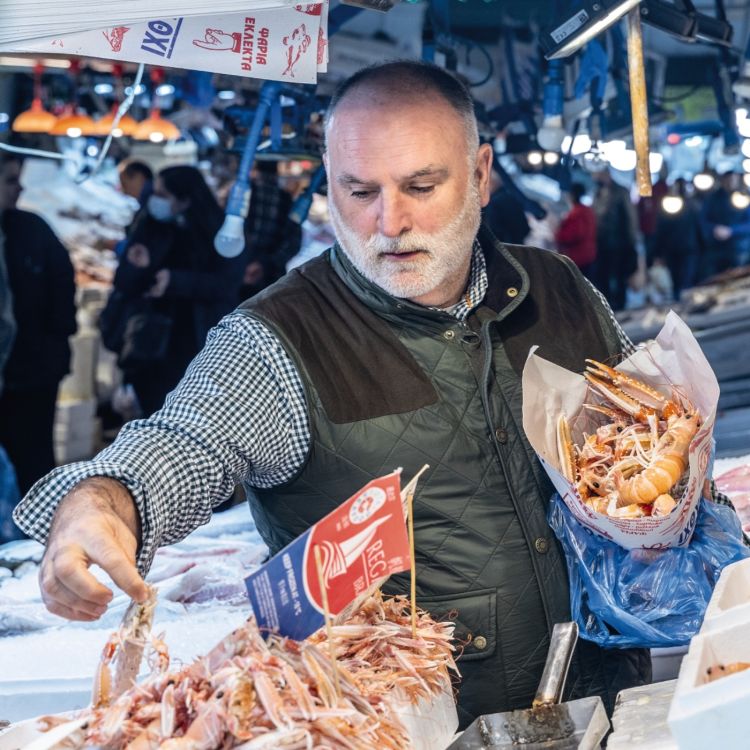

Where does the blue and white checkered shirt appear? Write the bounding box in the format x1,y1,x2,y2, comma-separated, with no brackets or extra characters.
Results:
13,244,637,571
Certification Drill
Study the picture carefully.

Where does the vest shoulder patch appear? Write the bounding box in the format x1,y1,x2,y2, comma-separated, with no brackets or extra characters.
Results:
241,255,438,424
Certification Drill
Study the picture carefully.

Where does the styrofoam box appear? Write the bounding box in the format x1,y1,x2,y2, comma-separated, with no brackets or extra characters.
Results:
701,557,750,633
668,618,750,749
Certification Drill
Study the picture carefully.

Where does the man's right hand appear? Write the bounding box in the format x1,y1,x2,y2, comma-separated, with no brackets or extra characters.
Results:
39,477,149,621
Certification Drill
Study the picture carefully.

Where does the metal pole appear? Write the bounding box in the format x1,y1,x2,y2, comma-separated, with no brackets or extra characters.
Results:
626,7,652,197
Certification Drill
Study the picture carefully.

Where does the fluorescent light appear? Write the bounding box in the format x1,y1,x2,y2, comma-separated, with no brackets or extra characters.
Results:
731,191,750,210
156,84,175,97
543,151,560,165
94,83,113,95
218,90,236,100
542,0,642,59
528,151,543,166
662,196,684,214
693,173,715,191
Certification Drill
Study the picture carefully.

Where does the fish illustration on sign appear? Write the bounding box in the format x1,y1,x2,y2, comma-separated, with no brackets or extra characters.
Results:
102,26,130,52
282,23,311,77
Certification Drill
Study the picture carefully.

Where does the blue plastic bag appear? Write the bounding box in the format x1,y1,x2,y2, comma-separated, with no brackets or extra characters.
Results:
549,495,750,649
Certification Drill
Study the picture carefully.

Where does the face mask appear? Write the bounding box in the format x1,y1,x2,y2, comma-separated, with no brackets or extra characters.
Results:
147,194,174,222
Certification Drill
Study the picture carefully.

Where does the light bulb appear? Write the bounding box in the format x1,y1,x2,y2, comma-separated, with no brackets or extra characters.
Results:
662,196,684,214
528,151,543,166
693,173,715,191
543,151,560,165
214,214,246,258
731,191,750,210
537,115,566,152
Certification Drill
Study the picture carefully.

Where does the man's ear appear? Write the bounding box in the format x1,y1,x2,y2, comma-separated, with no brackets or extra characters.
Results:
475,143,494,208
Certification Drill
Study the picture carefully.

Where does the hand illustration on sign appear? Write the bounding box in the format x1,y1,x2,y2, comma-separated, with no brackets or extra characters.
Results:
102,26,130,52
282,23,311,77
193,28,241,53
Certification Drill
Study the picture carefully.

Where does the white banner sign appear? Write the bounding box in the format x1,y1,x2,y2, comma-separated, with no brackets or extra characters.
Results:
2,4,328,83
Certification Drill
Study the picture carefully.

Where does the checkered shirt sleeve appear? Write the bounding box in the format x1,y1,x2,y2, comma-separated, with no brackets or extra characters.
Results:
13,311,312,573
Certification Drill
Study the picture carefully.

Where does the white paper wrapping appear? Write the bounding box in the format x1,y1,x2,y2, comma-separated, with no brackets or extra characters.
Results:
522,312,719,549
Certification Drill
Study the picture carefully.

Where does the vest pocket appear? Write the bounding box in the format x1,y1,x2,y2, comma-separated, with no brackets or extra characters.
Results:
418,588,497,662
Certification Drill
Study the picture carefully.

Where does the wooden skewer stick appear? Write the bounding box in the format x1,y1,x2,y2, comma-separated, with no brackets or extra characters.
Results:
314,544,342,700
408,487,417,639
402,464,429,639
626,6,652,197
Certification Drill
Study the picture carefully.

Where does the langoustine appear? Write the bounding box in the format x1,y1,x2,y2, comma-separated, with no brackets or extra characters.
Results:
557,359,701,518
36,590,457,750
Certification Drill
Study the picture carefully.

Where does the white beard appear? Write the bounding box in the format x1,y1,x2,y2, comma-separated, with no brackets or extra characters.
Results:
329,181,482,301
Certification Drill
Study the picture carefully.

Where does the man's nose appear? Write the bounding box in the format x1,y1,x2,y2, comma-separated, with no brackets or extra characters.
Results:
377,192,411,238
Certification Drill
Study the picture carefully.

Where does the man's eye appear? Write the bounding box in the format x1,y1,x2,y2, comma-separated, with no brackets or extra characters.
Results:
351,190,374,199
410,185,435,194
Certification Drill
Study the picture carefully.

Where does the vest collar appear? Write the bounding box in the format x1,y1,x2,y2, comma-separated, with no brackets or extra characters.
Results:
330,222,530,330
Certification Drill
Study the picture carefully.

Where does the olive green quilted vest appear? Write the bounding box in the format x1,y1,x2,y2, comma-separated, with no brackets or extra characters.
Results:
239,225,649,725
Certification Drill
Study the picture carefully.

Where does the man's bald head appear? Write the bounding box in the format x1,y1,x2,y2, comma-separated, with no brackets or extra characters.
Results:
324,61,480,155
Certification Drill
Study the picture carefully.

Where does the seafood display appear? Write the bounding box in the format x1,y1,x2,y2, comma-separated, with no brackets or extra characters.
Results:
705,662,750,683
557,359,702,519
35,590,457,750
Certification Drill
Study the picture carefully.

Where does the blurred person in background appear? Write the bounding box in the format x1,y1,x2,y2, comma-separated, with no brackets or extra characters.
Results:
653,178,703,298
105,165,245,415
0,222,22,543
700,170,742,279
483,170,530,245
592,169,639,311
554,183,597,279
637,165,668,264
240,160,302,299
0,152,77,495
118,158,154,206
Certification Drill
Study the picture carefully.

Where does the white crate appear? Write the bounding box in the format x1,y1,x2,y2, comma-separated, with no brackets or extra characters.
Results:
701,557,750,633
668,618,750,749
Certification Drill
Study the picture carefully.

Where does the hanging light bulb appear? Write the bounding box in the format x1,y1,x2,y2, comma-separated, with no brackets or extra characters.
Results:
94,65,139,137
527,151,543,166
731,191,750,210
693,173,715,191
132,110,180,142
132,68,180,143
49,105,96,138
12,62,57,133
662,196,684,214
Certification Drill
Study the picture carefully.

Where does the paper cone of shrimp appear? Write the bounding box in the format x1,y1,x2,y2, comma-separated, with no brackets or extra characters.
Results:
522,312,718,550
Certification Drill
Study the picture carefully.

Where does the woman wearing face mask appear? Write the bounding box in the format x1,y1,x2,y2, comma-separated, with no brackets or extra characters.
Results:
106,165,245,416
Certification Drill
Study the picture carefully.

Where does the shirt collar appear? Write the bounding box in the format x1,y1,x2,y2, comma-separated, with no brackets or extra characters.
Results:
430,240,487,321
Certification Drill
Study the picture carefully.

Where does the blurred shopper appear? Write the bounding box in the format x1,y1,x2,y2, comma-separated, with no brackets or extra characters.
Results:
653,178,703,297
699,170,742,279
637,166,668,264
483,170,530,245
119,159,154,206
102,165,245,415
0,153,77,494
241,160,302,299
112,159,154,258
0,223,22,544
592,169,639,311
554,183,597,279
